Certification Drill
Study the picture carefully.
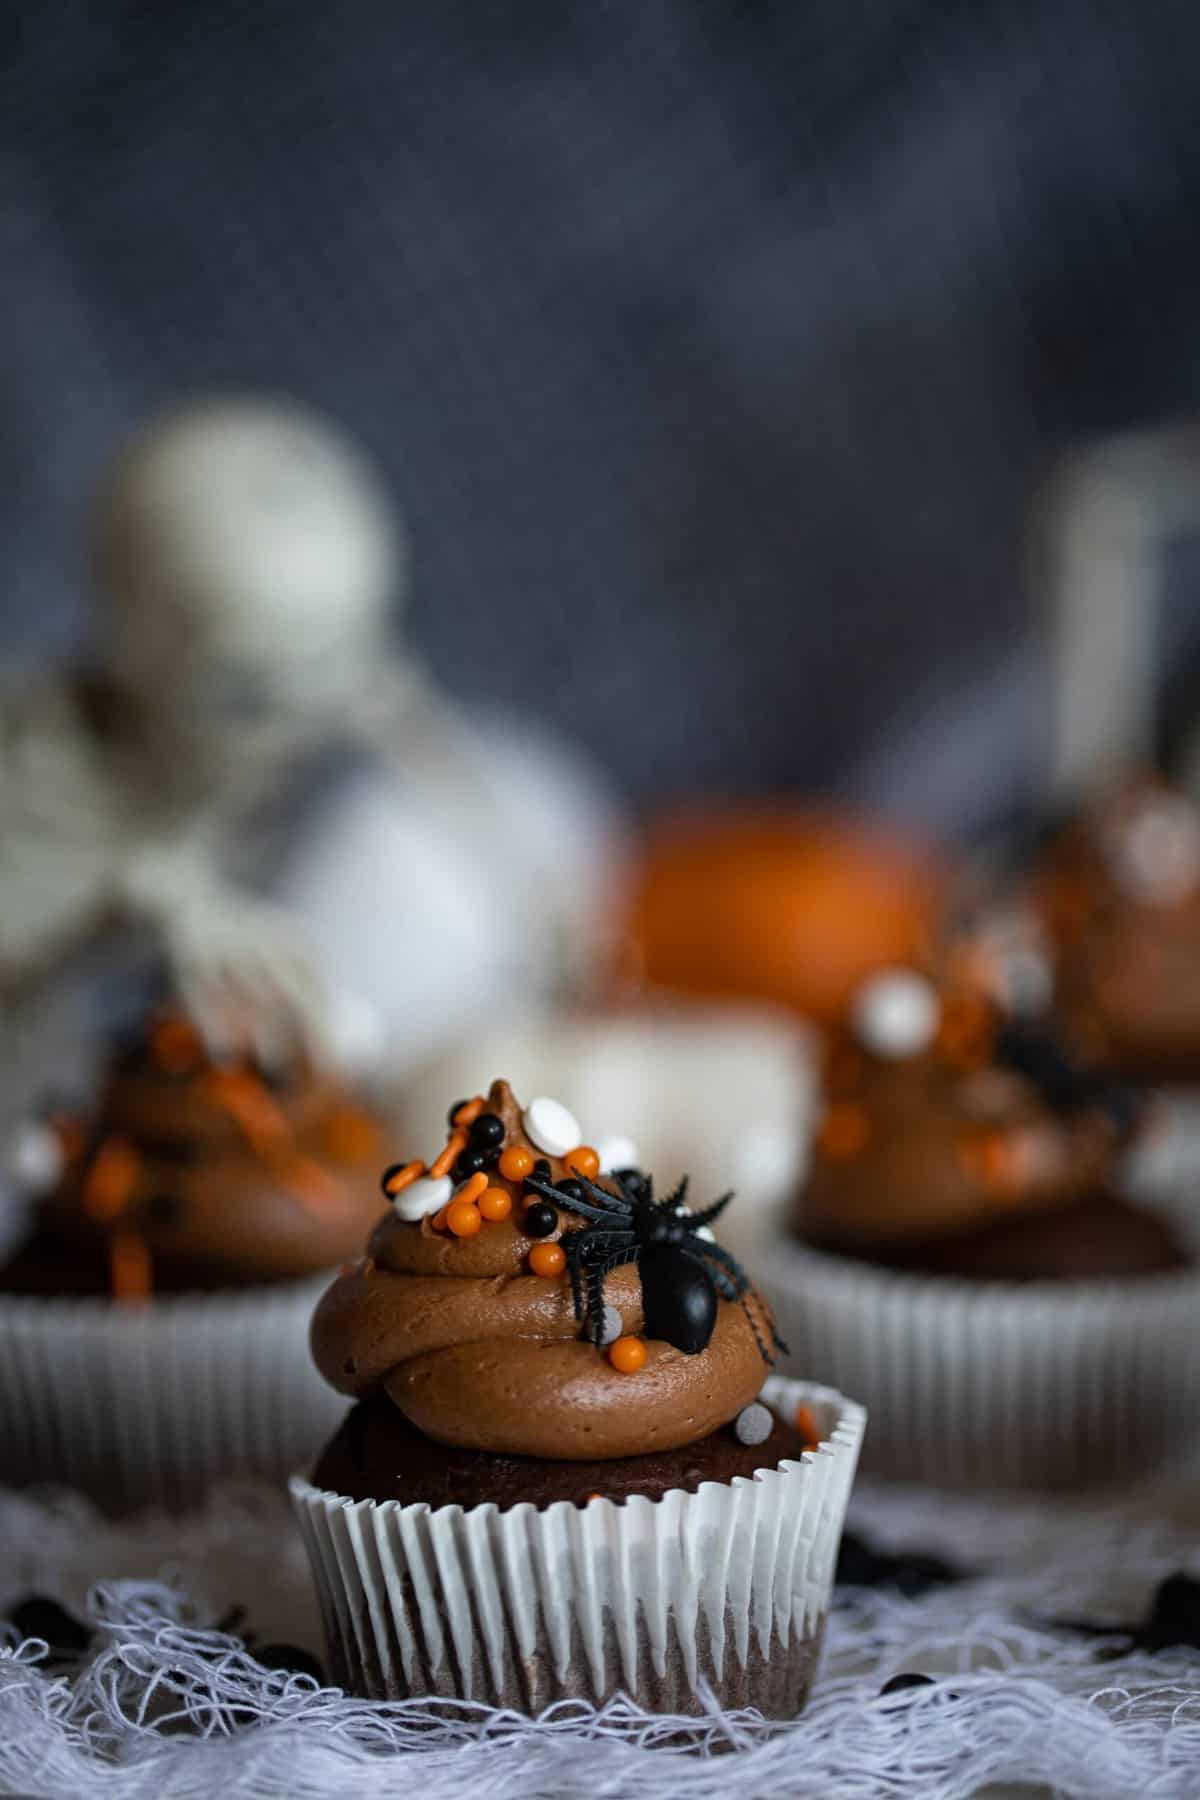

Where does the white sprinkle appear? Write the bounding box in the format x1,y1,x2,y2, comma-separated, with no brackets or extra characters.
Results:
9,1121,64,1193
523,1096,582,1158
391,1174,451,1221
695,1224,716,1243
594,1305,623,1347
851,968,940,1058
596,1134,640,1175
735,1402,773,1447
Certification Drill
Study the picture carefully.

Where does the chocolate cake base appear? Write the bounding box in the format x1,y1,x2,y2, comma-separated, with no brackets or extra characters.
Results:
313,1391,812,1511
806,1195,1191,1283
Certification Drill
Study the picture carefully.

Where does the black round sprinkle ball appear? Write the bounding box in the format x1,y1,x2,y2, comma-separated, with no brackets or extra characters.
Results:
881,1672,935,1696
556,1178,586,1204
616,1166,647,1195
446,1098,469,1127
255,1643,327,1684
9,1595,92,1657
523,1201,559,1238
530,1158,552,1182
469,1112,505,1148
452,1147,489,1181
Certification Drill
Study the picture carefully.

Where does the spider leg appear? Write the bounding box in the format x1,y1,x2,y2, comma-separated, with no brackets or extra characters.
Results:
563,1232,586,1321
690,1237,749,1294
524,1177,614,1223
585,1259,609,1342
686,1190,734,1228
578,1176,632,1215
660,1175,690,1214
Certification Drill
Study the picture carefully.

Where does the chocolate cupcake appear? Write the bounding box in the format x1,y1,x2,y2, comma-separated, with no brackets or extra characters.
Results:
1034,775,1200,1083
291,1079,864,1715
760,967,1200,1488
0,1010,388,1509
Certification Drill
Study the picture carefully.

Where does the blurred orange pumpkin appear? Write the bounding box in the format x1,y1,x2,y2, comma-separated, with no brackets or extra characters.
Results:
624,809,945,1027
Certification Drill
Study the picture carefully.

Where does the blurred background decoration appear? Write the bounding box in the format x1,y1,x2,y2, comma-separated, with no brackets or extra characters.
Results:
4,0,1200,1226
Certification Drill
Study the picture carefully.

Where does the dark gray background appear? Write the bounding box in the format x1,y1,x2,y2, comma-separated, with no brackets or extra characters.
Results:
4,0,1200,834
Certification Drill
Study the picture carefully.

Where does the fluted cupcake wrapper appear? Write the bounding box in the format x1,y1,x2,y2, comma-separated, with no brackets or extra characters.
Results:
0,1280,347,1512
760,1233,1200,1489
290,1377,864,1716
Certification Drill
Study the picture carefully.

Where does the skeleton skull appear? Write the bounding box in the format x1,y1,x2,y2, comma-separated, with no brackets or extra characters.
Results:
93,397,403,759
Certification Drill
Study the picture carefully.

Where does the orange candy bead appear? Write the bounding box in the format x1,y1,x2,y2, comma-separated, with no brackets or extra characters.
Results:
608,1335,647,1374
529,1242,566,1278
447,1199,483,1237
383,1160,426,1196
562,1145,600,1180
455,1171,489,1206
498,1143,535,1182
478,1186,513,1221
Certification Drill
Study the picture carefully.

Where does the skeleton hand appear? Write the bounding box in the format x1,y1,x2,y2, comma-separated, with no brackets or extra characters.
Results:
120,845,330,1065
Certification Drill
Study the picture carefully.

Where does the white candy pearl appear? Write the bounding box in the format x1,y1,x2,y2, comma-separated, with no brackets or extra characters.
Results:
9,1121,64,1193
594,1305,623,1347
391,1174,451,1221
596,1133,640,1174
734,1402,773,1446
523,1095,582,1158
851,969,940,1058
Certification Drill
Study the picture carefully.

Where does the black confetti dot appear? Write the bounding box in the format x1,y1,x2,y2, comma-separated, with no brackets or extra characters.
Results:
836,1531,964,1595
469,1112,505,1148
522,1201,559,1238
9,1595,92,1657
255,1642,326,1683
452,1147,489,1181
881,1671,936,1696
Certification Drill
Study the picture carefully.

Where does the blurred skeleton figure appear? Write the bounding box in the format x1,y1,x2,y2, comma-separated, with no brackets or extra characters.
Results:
0,398,621,1123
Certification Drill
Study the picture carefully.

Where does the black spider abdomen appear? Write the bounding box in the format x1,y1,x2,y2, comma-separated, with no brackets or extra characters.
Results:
639,1246,718,1355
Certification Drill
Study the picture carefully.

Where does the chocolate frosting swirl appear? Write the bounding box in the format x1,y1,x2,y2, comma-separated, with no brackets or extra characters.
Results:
311,1080,772,1459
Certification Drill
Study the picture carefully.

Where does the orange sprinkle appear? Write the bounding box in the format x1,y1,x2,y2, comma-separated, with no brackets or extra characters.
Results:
83,1137,140,1224
794,1403,820,1448
49,1112,86,1163
278,1154,345,1215
608,1335,647,1374
110,1228,153,1303
149,1012,204,1075
205,1068,291,1153
958,1128,1019,1193
320,1107,380,1166
452,1096,486,1128
431,1206,450,1231
430,1132,467,1179
562,1145,600,1180
817,1102,870,1161
447,1198,484,1237
478,1186,512,1222
455,1171,489,1206
938,992,994,1070
383,1160,426,1196
529,1242,566,1278
498,1144,535,1182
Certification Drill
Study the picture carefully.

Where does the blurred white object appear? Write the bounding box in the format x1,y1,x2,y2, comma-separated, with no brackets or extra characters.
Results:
0,395,624,1090
1038,423,1200,797
7,1120,64,1194
399,1004,817,1268
849,968,939,1059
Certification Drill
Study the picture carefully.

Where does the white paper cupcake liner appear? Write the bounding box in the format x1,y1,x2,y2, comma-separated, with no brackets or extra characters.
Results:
760,1230,1200,1489
0,1278,348,1512
290,1376,865,1716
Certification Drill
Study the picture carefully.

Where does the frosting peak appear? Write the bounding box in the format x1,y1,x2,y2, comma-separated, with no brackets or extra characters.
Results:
311,1079,775,1459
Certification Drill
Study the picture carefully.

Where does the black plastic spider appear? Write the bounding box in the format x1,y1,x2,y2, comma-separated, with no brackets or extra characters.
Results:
525,1170,785,1362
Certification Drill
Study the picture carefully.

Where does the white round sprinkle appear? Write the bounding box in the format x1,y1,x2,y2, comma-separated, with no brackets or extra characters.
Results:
596,1133,640,1175
9,1121,64,1193
594,1305,623,1347
1109,797,1200,905
851,968,940,1059
523,1095,583,1158
391,1174,451,1221
734,1402,773,1447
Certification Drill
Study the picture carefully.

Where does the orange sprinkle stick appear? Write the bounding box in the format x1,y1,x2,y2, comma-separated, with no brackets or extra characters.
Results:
110,1228,153,1304
794,1403,821,1450
204,1068,292,1155
430,1131,467,1178
454,1171,489,1206
383,1160,426,1196
452,1097,485,1128
274,1153,346,1215
83,1137,141,1224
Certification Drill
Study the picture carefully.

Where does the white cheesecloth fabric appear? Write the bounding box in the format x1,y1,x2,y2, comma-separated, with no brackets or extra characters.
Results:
1,1472,1198,1799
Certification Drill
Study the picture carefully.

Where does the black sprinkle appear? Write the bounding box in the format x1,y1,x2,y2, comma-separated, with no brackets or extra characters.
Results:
8,1595,93,1657
446,1099,469,1127
255,1642,326,1683
836,1531,965,1595
881,1671,936,1696
522,1201,559,1239
452,1147,489,1181
469,1112,505,1148
1045,1572,1200,1655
